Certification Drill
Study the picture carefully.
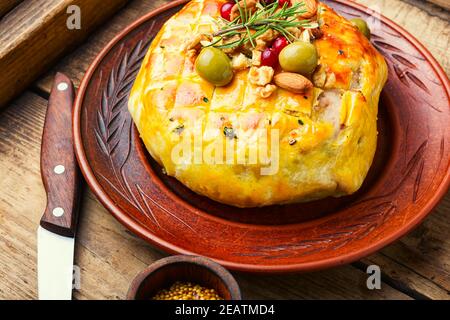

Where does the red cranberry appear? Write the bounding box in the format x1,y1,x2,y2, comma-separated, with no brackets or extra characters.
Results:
272,36,289,54
220,2,234,21
261,48,278,67
279,0,291,7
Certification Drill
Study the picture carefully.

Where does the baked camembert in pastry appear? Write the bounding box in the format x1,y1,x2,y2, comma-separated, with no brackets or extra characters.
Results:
129,0,388,207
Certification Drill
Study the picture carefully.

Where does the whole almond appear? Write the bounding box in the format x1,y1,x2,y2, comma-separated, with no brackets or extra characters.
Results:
274,72,314,93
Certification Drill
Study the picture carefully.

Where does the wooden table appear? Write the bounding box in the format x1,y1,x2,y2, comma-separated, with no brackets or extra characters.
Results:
0,0,449,300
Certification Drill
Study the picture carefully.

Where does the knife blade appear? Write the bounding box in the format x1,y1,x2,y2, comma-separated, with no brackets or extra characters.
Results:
37,72,81,300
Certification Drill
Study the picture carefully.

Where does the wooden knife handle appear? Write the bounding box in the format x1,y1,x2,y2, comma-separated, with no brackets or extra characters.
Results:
40,73,81,237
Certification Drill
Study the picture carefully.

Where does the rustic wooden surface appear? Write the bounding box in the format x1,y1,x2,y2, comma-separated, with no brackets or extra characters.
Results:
0,0,129,109
0,0,23,17
0,0,449,300
425,0,450,11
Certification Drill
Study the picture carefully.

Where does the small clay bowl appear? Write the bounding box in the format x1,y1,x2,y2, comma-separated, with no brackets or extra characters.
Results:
127,255,242,300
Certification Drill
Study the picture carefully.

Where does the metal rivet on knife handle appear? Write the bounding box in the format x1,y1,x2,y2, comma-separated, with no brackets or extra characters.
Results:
54,165,66,174
52,207,65,217
39,72,81,238
57,82,69,91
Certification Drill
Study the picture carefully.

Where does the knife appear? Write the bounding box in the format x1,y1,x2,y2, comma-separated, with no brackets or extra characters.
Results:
37,72,81,300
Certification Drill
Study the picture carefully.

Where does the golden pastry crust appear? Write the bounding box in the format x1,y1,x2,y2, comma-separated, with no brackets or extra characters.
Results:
128,0,388,207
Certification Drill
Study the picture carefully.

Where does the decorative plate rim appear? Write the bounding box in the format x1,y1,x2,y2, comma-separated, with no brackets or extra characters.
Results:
73,0,450,273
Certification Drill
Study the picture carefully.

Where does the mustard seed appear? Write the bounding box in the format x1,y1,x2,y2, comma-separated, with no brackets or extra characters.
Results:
152,281,223,300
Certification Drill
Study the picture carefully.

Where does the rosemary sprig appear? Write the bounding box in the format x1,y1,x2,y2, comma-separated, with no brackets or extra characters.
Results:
207,0,316,50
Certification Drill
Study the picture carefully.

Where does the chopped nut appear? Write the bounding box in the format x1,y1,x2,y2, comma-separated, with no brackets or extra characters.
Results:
249,66,275,86
300,29,311,43
313,65,327,88
293,0,318,19
252,29,280,51
324,72,336,88
274,72,314,93
255,39,267,51
231,53,251,71
256,29,279,43
256,84,277,98
224,34,241,44
222,34,241,54
252,50,262,66
230,0,257,21
286,27,302,39
186,34,210,51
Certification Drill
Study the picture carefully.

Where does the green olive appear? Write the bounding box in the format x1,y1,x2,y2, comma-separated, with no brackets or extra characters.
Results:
278,42,318,75
195,47,233,86
350,18,371,39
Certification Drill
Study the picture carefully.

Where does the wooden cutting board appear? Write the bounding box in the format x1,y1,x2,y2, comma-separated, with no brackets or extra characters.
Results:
0,0,130,109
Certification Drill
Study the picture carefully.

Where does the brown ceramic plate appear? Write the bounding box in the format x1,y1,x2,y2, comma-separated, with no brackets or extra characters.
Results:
73,0,450,273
